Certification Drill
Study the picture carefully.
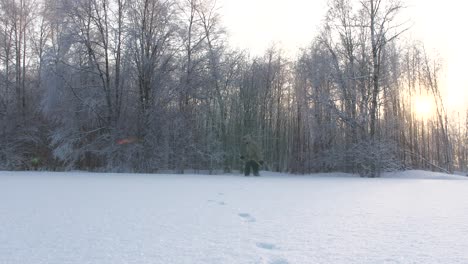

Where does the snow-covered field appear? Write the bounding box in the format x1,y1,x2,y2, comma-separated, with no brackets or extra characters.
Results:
1,170,468,264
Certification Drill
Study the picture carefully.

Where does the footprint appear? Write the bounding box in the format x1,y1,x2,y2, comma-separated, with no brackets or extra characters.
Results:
238,213,256,222
256,242,276,250
207,200,226,206
269,258,289,264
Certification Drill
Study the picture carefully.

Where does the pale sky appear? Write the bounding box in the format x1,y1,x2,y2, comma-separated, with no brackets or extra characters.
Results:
218,0,468,114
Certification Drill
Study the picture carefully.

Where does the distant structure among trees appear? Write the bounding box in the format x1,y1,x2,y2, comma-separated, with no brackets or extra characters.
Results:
0,0,465,176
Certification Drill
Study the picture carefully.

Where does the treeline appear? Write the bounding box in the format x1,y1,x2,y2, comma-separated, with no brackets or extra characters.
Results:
0,0,466,176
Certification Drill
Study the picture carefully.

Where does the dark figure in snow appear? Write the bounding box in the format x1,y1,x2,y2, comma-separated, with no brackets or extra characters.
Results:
240,135,263,176
31,157,40,170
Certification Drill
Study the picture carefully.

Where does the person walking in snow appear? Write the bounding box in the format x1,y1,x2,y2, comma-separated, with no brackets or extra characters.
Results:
240,135,263,176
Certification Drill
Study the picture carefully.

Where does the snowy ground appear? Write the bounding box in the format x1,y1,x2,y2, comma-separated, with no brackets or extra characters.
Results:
1,170,468,264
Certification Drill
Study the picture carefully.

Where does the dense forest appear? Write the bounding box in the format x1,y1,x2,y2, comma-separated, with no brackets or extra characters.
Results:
0,0,466,176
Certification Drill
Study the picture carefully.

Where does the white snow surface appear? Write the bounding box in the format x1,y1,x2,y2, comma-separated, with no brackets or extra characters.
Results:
1,170,468,264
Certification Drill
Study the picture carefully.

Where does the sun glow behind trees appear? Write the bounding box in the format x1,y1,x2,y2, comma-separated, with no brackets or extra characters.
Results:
409,0,468,114
413,94,433,120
